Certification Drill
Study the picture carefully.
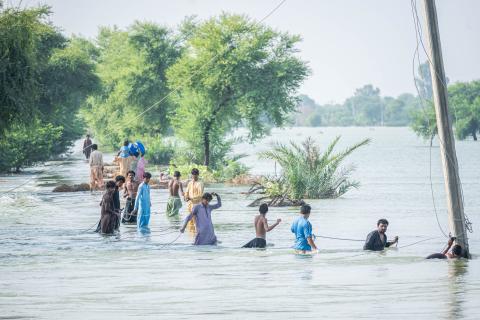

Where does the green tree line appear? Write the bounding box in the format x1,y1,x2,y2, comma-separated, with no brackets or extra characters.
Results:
293,62,480,142
0,6,99,172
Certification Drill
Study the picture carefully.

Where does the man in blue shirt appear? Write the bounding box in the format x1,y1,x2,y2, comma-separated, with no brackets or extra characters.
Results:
291,204,318,254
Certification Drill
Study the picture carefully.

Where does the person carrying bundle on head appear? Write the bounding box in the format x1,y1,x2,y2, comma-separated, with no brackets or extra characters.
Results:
242,203,281,248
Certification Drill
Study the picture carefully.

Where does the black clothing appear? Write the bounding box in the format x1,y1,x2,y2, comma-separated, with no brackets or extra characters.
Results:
122,197,137,224
363,230,391,251
426,253,447,259
242,238,267,248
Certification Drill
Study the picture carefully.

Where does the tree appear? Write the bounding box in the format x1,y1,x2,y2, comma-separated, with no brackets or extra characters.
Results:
0,6,99,171
84,23,181,148
344,85,384,126
167,14,309,167
449,81,480,141
410,101,437,144
0,6,49,132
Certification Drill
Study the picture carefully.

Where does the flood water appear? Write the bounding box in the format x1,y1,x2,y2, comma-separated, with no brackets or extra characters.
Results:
0,127,479,319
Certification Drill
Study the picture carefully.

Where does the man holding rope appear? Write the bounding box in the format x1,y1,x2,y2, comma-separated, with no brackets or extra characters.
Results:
363,219,399,251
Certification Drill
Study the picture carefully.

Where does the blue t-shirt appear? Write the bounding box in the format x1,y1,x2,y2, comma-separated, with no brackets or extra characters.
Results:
119,146,130,158
291,216,313,251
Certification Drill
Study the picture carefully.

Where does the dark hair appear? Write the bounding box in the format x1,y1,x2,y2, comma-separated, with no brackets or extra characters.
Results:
377,219,389,226
106,181,116,189
127,170,135,176
191,168,199,175
174,171,181,178
115,175,125,183
123,140,129,146
91,144,98,150
144,172,152,179
452,244,462,256
202,192,213,201
86,134,90,137
259,203,269,214
300,204,311,215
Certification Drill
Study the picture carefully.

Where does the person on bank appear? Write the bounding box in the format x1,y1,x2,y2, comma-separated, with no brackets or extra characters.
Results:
243,203,281,248
363,218,399,251
426,237,463,259
180,192,221,245
291,204,318,254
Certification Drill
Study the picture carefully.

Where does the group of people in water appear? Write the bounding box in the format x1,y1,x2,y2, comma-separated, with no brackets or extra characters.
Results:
84,136,463,259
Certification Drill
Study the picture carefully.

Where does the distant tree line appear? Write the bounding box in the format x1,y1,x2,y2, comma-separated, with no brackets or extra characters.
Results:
292,62,480,142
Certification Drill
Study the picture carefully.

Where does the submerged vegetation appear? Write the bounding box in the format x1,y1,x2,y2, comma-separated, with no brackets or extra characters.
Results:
248,137,370,206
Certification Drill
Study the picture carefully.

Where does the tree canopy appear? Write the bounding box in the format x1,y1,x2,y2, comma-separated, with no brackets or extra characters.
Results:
167,14,309,167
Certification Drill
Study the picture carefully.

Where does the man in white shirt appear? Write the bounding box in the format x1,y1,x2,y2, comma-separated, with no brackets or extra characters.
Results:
89,144,104,190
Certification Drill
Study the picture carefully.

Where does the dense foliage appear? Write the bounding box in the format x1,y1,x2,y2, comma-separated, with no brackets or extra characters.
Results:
167,14,309,168
0,6,99,172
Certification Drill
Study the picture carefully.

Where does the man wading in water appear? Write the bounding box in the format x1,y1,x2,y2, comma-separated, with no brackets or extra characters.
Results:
98,181,118,234
242,203,281,248
83,134,93,160
180,192,221,245
166,171,183,217
363,219,399,251
122,170,138,223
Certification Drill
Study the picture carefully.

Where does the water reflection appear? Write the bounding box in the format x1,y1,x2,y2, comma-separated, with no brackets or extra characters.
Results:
447,260,468,320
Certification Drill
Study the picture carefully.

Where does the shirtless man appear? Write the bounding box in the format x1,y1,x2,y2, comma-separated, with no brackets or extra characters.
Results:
166,171,184,217
242,203,281,248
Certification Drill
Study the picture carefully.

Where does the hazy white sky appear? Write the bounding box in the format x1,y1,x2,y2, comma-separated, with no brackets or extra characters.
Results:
23,0,480,104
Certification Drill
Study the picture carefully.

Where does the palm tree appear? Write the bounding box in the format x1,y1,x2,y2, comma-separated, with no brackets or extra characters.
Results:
248,136,370,206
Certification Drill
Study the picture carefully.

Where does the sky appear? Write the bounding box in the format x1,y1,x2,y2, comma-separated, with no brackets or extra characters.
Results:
19,0,480,104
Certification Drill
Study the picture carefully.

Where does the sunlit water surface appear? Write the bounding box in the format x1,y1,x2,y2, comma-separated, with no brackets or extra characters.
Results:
0,127,479,319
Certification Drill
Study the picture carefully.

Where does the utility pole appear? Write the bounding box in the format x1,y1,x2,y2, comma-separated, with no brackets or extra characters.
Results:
422,0,470,258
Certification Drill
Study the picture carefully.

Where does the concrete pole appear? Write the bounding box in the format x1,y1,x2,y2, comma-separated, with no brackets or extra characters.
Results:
422,0,470,258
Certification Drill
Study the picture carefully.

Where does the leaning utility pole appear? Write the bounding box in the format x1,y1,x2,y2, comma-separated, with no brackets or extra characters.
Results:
422,0,470,258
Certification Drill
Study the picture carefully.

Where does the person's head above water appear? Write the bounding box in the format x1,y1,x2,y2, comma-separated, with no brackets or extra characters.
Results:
106,180,116,190
143,172,152,183
300,204,311,218
377,218,389,234
452,244,463,257
191,168,199,181
201,192,215,205
86,134,90,138
91,144,98,151
127,170,135,180
115,175,125,187
259,203,268,215
123,140,129,147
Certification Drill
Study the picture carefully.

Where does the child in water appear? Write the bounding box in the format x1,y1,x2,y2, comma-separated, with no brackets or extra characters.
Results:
242,203,281,248
291,204,318,254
